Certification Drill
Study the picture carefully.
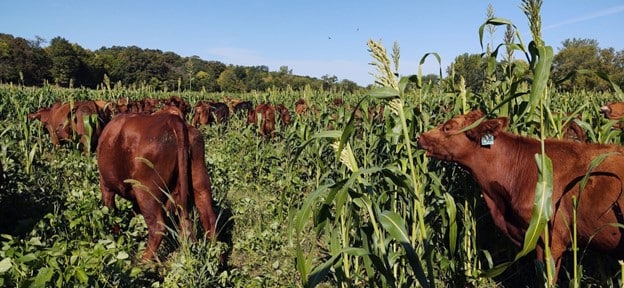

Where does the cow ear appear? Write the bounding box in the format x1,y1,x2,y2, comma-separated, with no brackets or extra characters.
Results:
489,117,509,133
466,117,509,141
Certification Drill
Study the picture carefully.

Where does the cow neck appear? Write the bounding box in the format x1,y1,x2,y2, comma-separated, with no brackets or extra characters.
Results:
462,131,541,203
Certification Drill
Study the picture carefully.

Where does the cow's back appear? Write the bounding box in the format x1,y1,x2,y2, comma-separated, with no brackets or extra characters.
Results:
97,113,184,200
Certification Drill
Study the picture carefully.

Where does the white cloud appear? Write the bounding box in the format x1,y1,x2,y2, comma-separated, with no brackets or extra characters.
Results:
545,5,624,30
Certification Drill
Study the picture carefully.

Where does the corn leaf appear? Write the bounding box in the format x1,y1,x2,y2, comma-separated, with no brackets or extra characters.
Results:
379,210,429,288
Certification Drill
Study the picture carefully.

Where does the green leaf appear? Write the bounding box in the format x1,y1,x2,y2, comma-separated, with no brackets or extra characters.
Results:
0,257,12,273
75,268,88,283
443,193,458,255
526,45,553,118
478,18,515,50
368,87,399,99
18,253,37,263
378,211,429,288
521,153,553,254
291,184,332,238
116,251,129,260
33,267,54,288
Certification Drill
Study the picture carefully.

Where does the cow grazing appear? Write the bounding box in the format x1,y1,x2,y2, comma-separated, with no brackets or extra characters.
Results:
71,101,110,152
601,102,624,128
117,98,160,114
276,104,291,126
232,100,253,116
29,100,109,152
162,96,191,116
601,102,624,121
417,109,624,282
295,98,308,116
192,101,230,127
97,108,217,260
29,101,73,145
248,103,277,137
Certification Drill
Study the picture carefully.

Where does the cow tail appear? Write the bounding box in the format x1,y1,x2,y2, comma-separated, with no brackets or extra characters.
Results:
173,117,192,237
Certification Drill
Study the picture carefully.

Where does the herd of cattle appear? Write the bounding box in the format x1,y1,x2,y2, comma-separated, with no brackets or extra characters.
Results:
27,96,303,154
25,96,308,260
13,97,624,281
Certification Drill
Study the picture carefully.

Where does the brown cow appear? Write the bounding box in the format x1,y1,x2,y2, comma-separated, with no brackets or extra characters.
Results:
601,102,624,121
248,103,276,137
29,100,109,152
275,104,291,126
233,101,253,116
562,116,586,142
71,101,110,152
97,108,217,260
29,101,73,145
115,98,160,114
601,102,624,129
417,109,624,283
192,101,230,127
162,96,191,116
294,98,308,116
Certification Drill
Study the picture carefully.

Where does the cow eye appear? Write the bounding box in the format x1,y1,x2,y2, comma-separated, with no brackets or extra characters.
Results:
442,124,453,133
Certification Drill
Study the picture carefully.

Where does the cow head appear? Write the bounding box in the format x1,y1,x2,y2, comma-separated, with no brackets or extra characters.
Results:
295,98,307,116
417,110,509,161
276,104,291,125
192,102,211,127
601,102,624,120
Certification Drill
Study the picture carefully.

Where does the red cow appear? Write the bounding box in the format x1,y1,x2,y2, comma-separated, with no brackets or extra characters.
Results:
29,100,109,152
71,101,110,152
248,103,276,137
115,98,160,114
295,98,307,116
562,117,586,142
192,101,211,127
29,101,73,145
162,96,191,116
276,104,291,126
96,107,217,260
601,102,624,128
192,101,230,127
233,101,253,116
417,109,624,283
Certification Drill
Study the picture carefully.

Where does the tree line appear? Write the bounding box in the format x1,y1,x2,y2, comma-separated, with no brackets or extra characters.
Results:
449,38,624,93
0,33,361,92
1,33,622,93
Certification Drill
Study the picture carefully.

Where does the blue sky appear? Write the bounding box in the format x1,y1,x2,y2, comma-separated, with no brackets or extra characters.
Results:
1,1,623,86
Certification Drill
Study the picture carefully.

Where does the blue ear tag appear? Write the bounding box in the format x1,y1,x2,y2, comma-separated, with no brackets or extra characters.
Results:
481,133,494,146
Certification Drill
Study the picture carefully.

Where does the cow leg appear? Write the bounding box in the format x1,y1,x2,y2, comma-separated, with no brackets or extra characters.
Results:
170,187,194,241
194,186,217,238
189,129,218,239
137,196,167,261
100,183,117,210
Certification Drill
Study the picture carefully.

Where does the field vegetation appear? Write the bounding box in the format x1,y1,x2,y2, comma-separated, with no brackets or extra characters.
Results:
2,1,624,287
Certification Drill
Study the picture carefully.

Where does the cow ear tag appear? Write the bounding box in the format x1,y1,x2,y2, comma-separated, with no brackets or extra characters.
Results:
481,133,494,146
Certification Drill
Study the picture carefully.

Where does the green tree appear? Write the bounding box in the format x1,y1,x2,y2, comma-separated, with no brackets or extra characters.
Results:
552,38,607,91
46,37,80,87
321,74,338,91
0,34,51,85
217,66,245,92
447,53,484,92
336,79,359,93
